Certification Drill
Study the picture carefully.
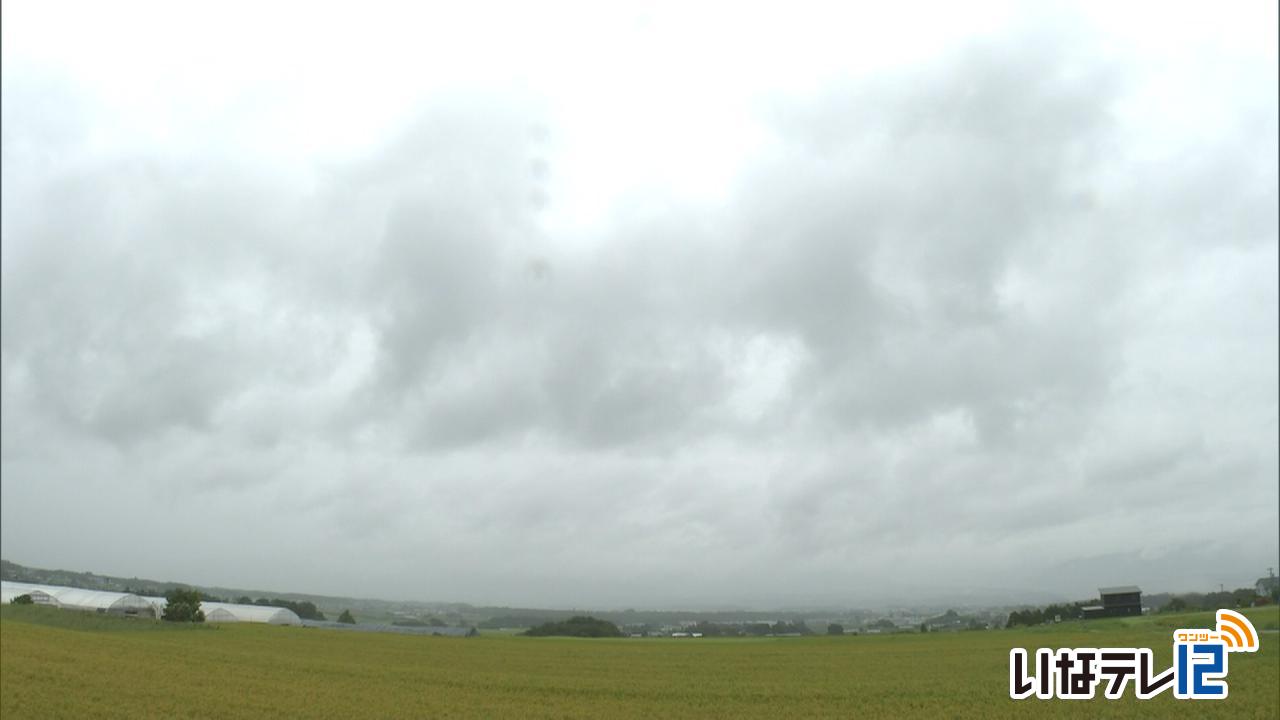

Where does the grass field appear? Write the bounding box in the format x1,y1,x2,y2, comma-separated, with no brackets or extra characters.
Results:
2,604,1277,718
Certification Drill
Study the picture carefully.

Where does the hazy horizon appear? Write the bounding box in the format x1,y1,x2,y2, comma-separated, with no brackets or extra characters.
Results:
2,1,1277,609
4,555,1262,612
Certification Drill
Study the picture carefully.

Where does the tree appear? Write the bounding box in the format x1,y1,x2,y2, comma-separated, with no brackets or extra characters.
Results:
771,620,811,635
11,594,34,605
293,601,324,621
827,623,844,635
163,588,205,622
523,616,623,637
338,609,356,624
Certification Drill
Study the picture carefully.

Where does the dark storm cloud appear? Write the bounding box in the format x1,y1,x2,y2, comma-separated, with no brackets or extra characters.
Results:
1,8,1274,606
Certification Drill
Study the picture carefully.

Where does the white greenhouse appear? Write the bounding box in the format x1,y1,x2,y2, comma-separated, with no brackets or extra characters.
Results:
200,602,302,625
1,581,61,607
145,596,302,625
2,581,156,618
200,606,238,622
5,581,302,625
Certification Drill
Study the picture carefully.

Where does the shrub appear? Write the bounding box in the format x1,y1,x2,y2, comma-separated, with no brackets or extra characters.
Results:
162,589,205,623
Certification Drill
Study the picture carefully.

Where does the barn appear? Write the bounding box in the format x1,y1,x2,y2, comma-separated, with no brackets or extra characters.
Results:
1082,586,1143,619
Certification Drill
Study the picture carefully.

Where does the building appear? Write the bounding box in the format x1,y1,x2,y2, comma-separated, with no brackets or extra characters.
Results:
203,607,239,623
1,582,61,607
1,582,304,624
2,581,156,618
1256,575,1279,599
144,597,302,625
1082,586,1143,619
202,602,301,625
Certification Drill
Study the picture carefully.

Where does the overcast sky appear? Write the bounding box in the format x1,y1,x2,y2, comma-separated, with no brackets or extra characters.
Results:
2,1,1276,609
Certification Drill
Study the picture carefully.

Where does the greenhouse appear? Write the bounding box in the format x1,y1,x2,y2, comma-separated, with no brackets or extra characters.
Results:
6,581,302,625
200,602,302,626
1,581,61,607
54,588,156,617
202,607,239,623
145,596,302,625
1,581,155,617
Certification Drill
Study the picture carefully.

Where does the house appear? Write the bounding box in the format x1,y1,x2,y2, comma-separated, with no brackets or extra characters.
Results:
1256,575,1279,598
1082,586,1142,619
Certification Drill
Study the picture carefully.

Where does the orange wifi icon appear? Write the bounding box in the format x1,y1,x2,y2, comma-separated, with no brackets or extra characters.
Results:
1216,609,1259,652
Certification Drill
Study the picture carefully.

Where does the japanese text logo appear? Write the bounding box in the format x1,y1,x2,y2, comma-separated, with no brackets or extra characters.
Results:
1009,609,1259,700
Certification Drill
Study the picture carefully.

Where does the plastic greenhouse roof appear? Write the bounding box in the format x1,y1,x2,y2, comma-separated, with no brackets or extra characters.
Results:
3,581,152,612
200,602,302,625
47,587,154,612
144,596,302,625
1,581,59,604
8,582,301,625
203,607,238,622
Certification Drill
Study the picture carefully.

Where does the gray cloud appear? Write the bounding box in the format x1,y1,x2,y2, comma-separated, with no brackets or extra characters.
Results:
2,8,1275,607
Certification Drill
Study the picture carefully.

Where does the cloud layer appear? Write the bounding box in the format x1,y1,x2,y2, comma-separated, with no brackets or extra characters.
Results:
2,2,1276,607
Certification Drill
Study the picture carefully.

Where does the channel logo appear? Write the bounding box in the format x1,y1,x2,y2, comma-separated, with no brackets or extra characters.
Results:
1010,609,1260,701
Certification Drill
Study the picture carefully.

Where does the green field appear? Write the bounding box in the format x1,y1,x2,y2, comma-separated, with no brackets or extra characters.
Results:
2,605,1277,718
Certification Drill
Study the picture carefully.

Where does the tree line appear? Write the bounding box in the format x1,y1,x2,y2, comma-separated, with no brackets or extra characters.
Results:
523,616,623,637
1005,601,1092,628
232,596,327,621
1155,588,1269,613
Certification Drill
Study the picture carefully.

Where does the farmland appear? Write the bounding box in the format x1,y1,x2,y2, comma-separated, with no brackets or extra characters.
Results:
2,604,1277,718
